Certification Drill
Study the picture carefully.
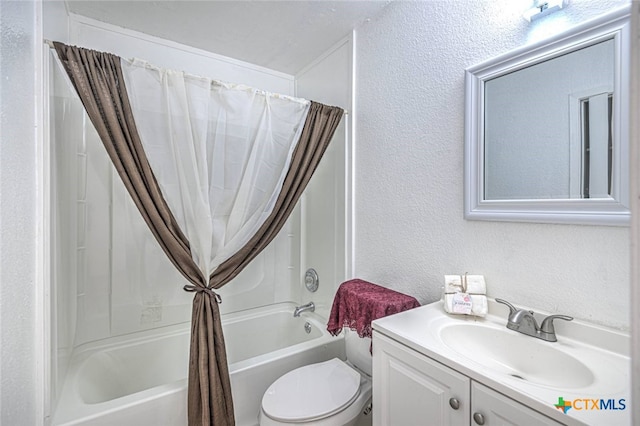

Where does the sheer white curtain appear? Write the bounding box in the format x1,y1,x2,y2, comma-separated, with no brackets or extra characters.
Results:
121,59,310,281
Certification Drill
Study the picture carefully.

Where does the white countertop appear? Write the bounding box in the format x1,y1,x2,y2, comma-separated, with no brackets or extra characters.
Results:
372,299,630,426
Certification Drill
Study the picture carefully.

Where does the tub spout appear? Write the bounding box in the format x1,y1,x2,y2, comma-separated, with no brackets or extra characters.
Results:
293,302,315,317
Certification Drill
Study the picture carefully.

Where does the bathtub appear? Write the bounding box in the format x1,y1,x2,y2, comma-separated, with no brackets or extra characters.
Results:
51,302,345,426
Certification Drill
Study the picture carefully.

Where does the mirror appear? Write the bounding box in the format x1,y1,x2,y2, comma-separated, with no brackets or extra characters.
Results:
464,7,630,226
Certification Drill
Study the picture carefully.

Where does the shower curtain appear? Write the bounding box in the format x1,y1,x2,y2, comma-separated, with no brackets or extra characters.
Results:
52,42,343,426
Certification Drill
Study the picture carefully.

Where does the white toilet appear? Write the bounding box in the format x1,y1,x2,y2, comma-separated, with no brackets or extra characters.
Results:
259,331,373,426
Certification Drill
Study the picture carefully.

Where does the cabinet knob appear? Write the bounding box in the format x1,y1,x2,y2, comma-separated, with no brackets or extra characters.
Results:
449,398,460,410
473,412,485,425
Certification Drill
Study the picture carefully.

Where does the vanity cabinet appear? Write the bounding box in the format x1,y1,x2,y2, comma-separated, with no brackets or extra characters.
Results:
373,333,563,426
470,382,562,426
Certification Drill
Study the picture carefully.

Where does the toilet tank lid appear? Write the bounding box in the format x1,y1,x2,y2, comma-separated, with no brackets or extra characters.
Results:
261,358,360,422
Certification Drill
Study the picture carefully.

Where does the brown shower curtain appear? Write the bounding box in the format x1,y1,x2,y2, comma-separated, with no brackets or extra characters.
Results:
53,42,343,426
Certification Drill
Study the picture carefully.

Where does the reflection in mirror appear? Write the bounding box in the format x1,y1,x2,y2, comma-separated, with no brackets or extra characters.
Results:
578,91,613,199
464,6,630,226
484,40,613,201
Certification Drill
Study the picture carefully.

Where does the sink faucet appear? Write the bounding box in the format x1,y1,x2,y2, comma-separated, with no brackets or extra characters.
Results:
293,302,315,317
496,299,573,342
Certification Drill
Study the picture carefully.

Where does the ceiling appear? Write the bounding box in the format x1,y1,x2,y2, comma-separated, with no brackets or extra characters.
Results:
65,0,392,75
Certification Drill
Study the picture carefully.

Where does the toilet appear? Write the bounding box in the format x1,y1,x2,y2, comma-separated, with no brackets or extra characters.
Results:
259,331,373,426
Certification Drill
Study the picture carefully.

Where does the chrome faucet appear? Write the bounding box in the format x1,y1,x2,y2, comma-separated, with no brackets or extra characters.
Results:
293,302,315,317
496,299,573,342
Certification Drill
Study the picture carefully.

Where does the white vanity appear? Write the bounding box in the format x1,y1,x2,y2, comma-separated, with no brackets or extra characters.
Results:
371,299,630,426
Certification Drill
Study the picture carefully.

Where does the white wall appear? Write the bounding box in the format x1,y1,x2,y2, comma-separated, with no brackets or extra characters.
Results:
354,0,631,329
295,37,353,317
69,14,294,94
0,1,42,424
629,2,640,421
50,56,80,404
45,0,71,412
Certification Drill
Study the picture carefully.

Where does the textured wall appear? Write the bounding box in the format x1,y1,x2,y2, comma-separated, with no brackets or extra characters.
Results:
355,0,631,329
0,1,39,424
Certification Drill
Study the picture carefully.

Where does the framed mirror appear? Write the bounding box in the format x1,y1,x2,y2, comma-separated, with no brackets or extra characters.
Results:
464,6,630,226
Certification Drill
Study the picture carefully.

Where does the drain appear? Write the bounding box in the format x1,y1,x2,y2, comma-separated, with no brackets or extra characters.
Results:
304,322,312,334
510,374,525,380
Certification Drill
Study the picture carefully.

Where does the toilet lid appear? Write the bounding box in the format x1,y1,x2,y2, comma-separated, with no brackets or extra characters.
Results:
262,358,361,422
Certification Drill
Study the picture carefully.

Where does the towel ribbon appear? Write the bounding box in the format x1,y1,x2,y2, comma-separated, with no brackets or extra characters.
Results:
460,272,468,293
183,284,222,304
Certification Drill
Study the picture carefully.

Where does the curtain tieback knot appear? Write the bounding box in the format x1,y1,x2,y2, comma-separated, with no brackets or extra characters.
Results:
183,284,222,304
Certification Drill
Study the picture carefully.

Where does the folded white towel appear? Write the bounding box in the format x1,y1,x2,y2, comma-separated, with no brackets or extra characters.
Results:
443,293,488,317
444,274,486,295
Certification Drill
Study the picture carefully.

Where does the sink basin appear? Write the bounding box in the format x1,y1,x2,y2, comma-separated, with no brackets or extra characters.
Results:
439,323,595,388
373,299,630,426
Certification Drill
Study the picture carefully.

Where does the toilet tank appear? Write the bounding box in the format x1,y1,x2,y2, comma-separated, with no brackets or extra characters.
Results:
345,330,372,377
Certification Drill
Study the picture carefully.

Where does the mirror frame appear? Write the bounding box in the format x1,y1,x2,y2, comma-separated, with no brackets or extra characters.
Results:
464,6,630,226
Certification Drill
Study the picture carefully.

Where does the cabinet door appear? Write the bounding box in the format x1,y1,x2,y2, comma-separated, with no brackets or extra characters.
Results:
373,332,470,426
470,382,562,426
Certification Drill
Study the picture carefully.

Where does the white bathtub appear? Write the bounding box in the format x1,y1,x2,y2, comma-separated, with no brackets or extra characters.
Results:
51,302,345,426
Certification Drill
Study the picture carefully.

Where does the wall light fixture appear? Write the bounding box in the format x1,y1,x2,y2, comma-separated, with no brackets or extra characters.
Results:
523,0,567,22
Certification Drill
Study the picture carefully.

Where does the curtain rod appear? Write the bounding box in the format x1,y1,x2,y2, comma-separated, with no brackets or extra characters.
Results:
43,38,349,115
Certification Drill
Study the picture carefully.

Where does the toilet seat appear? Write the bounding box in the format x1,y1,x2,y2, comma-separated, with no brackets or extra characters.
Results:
261,358,361,423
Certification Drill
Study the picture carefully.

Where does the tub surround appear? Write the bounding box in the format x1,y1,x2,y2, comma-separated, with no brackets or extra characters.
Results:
51,303,344,426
